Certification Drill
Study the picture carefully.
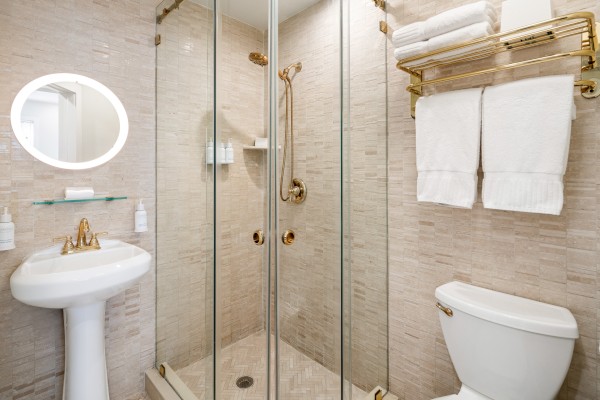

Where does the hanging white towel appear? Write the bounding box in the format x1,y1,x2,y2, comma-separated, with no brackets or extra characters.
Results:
393,1,497,48
416,88,483,208
395,20,495,62
482,75,575,215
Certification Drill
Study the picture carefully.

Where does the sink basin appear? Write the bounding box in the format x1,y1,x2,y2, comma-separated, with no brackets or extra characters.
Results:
10,239,151,309
10,239,151,400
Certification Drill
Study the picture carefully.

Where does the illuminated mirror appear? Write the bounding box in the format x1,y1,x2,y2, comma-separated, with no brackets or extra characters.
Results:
11,73,128,170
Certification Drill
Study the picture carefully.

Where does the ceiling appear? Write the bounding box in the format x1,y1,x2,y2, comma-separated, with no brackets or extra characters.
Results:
189,0,321,30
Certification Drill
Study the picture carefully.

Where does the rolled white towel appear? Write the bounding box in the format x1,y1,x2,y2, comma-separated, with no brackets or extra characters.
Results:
65,187,95,200
393,0,497,48
395,21,495,64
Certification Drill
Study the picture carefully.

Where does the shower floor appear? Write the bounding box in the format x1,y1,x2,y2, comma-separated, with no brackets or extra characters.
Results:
176,331,368,399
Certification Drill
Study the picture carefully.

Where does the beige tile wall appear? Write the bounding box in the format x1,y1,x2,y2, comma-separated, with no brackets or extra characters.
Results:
387,0,600,398
0,1,157,399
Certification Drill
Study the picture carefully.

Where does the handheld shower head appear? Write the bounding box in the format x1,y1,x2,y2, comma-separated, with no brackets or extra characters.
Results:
279,62,302,80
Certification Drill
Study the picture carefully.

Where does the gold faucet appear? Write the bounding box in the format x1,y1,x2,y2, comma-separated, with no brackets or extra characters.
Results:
54,218,108,255
76,218,90,248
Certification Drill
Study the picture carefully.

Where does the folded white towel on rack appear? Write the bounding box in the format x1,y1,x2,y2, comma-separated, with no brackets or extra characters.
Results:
395,20,495,62
393,0,497,48
482,75,575,215
416,87,483,208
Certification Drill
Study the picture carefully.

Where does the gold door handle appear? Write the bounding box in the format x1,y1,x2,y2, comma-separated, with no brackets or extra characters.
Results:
253,230,264,246
436,302,453,317
282,230,295,245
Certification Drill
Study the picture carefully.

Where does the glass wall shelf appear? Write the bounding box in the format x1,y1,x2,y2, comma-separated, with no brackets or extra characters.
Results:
32,196,127,205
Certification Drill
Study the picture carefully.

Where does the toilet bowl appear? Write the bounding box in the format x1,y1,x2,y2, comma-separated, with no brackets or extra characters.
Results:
433,281,578,400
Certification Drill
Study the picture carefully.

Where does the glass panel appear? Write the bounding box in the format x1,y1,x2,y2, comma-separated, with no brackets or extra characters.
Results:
345,0,389,397
155,0,215,398
275,0,345,398
216,0,271,398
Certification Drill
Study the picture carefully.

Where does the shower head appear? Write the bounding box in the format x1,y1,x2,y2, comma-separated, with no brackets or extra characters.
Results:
279,62,302,81
249,52,268,66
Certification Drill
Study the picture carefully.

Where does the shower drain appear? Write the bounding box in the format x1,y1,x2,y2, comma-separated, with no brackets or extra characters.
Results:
236,376,254,389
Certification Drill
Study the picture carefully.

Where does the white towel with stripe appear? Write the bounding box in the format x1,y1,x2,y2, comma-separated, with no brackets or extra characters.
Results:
482,75,575,215
416,87,484,208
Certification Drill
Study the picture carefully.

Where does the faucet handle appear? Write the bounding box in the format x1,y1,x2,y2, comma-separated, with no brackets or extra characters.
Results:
88,232,108,249
54,235,75,255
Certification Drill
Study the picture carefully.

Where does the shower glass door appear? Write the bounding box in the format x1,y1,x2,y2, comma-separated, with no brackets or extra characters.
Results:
155,0,215,398
155,0,388,398
273,0,346,398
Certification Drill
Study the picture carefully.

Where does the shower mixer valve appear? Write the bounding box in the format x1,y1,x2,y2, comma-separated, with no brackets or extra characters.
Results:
287,178,307,204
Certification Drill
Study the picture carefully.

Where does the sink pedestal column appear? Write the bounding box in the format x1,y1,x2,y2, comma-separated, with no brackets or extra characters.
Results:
63,301,109,400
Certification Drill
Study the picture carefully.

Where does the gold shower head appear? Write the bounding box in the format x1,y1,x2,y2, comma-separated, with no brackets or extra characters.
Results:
249,52,268,66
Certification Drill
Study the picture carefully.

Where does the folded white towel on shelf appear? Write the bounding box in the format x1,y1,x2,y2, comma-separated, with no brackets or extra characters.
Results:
416,87,484,208
482,75,575,215
65,187,95,200
393,0,497,48
393,41,428,61
395,20,495,62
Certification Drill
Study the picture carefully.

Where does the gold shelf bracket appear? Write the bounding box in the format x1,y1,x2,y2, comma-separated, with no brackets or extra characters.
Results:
379,21,389,34
373,0,385,10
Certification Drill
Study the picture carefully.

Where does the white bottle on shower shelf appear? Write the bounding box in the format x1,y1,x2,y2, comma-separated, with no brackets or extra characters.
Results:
0,206,15,251
225,138,234,163
206,139,214,164
219,142,226,164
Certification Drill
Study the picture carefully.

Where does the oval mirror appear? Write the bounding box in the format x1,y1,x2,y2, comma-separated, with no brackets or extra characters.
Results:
10,73,128,170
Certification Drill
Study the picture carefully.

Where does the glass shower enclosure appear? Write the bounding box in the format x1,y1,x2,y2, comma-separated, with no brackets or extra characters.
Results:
155,0,388,398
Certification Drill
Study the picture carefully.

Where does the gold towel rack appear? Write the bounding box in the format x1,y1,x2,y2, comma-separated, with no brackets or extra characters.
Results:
395,12,600,117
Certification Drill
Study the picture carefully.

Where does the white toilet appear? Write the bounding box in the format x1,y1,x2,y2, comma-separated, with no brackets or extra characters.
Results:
434,281,579,400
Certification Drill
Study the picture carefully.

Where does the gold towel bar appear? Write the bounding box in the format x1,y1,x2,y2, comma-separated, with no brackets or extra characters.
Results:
396,11,600,117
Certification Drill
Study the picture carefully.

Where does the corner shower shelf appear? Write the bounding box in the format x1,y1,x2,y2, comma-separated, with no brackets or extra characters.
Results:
395,12,600,117
32,196,128,205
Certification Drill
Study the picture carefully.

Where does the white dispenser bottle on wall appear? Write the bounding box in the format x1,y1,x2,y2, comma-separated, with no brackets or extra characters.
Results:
207,139,214,164
0,206,15,251
225,138,234,163
134,200,148,233
218,142,226,164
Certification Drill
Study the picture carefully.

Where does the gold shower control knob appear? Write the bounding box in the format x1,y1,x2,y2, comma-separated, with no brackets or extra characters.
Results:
282,230,295,245
289,178,307,204
253,230,264,246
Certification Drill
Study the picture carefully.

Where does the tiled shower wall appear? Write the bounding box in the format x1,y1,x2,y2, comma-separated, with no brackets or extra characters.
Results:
387,0,600,398
278,0,389,392
0,1,156,399
156,1,267,370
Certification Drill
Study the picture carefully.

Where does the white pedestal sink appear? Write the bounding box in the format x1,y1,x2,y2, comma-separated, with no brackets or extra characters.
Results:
10,240,151,400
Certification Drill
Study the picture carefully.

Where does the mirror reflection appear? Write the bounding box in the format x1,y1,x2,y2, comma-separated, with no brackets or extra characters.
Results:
11,73,128,170
20,81,119,163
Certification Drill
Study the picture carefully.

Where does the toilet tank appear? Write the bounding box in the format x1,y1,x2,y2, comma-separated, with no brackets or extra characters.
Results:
435,282,578,400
